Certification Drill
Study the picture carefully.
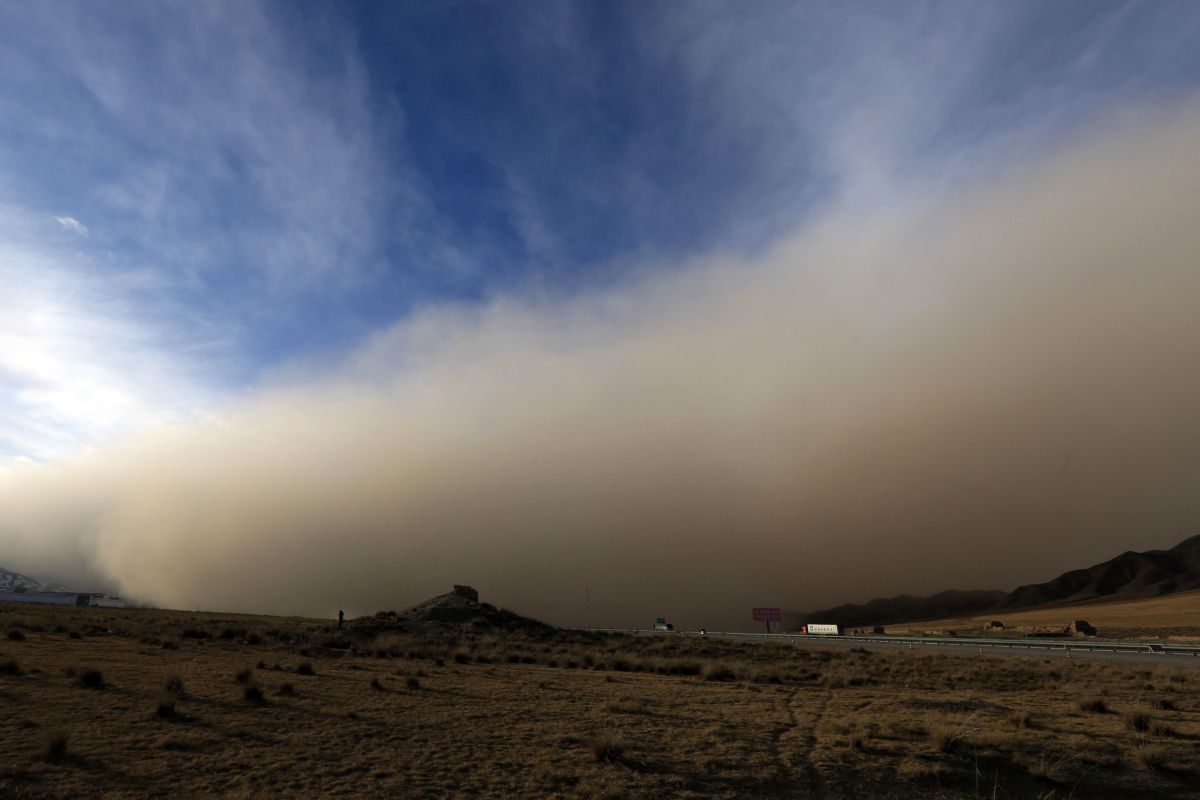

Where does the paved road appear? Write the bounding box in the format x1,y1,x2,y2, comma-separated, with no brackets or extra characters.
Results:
581,628,1200,668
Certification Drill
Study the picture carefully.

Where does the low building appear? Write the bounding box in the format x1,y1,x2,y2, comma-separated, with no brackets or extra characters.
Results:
0,591,126,608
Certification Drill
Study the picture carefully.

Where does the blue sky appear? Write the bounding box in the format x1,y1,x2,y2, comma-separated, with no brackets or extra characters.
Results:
1,1,1199,464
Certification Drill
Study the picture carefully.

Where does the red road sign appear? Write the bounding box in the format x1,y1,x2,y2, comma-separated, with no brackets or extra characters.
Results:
752,607,782,622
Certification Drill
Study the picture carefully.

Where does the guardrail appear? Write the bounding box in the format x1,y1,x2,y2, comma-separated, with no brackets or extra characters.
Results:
570,628,1200,658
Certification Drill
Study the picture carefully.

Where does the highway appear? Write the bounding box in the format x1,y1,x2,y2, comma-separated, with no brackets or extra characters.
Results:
578,628,1200,667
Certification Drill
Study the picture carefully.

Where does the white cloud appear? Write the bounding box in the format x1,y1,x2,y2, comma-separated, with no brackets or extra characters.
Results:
52,215,88,236
0,206,218,463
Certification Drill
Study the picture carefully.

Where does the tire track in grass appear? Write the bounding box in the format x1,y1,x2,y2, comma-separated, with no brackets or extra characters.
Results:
774,686,831,798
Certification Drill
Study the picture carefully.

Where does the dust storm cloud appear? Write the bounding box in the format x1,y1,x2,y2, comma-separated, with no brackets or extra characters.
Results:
2,104,1200,629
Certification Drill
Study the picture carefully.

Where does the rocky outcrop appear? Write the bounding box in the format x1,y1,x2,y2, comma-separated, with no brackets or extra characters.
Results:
351,586,551,635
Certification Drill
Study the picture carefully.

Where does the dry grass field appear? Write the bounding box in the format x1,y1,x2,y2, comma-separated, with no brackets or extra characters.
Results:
885,590,1200,640
2,601,1200,799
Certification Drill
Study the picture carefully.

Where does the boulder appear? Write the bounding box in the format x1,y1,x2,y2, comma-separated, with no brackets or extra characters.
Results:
452,585,479,602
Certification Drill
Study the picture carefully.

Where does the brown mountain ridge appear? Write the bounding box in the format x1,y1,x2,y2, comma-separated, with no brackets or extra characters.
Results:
800,534,1200,629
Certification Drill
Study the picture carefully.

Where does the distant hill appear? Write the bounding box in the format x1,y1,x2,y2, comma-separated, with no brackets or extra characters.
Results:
800,534,1200,629
0,564,67,594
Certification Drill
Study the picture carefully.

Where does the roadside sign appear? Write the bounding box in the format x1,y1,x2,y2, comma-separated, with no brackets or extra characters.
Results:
752,608,782,622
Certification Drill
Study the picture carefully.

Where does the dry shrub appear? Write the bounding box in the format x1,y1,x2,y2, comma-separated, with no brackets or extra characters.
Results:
276,682,297,697
1151,697,1176,711
1133,743,1171,771
589,731,626,763
1123,711,1150,733
234,667,254,685
7,630,25,642
156,694,178,719
296,662,315,676
44,729,69,762
406,676,421,690
78,669,105,689
0,658,22,676
242,682,266,706
370,677,387,691
164,673,185,696
1079,698,1109,713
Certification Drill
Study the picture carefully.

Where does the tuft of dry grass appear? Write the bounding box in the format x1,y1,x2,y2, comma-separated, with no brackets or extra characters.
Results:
242,681,267,706
156,693,178,719
924,714,977,753
1148,719,1176,738
1132,743,1172,771
164,673,185,697
43,729,69,762
1006,709,1036,729
1123,710,1151,733
1025,752,1072,782
77,668,105,689
589,731,626,763
845,721,866,750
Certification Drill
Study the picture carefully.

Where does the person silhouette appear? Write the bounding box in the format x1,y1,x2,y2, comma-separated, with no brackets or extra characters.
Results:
338,609,345,629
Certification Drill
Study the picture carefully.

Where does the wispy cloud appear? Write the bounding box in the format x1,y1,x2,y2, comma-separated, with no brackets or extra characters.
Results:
52,215,88,236
0,2,403,457
0,205,217,463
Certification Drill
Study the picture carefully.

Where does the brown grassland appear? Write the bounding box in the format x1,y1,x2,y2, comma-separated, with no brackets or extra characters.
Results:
2,601,1199,799
884,590,1200,641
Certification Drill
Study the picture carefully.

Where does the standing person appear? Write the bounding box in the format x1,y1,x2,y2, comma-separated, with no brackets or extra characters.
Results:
338,609,345,629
